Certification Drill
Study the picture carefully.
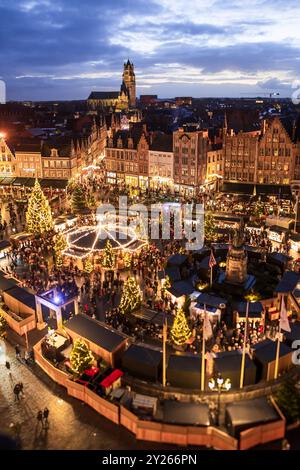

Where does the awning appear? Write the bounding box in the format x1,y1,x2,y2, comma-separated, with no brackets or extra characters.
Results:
100,369,124,388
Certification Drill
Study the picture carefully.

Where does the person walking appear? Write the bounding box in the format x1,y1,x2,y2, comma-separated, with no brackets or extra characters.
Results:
43,408,49,429
15,344,21,359
18,382,24,399
13,383,21,402
37,410,43,428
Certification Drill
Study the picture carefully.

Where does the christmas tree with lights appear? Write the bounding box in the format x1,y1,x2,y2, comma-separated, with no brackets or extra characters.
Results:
204,211,216,243
170,308,192,346
101,239,115,269
119,277,142,314
26,179,54,235
71,185,87,212
84,257,94,274
0,313,7,339
70,338,94,375
123,251,131,269
54,232,67,268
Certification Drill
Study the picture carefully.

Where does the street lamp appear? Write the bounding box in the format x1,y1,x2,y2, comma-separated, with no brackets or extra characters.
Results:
208,373,231,426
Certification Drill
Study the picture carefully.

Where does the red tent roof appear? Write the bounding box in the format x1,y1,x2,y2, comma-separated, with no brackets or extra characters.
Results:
100,369,124,388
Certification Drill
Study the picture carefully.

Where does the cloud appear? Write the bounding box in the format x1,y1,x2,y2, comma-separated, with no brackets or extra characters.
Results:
1,0,300,99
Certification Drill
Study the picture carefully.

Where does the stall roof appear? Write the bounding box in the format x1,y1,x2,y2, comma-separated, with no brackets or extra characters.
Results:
162,401,210,426
165,266,181,282
0,273,19,292
196,293,227,309
269,225,289,233
252,339,292,363
268,252,292,264
4,286,36,310
0,240,11,250
284,322,300,344
226,397,279,427
232,301,263,316
100,369,124,388
65,314,128,352
168,280,194,298
275,271,300,293
167,254,188,267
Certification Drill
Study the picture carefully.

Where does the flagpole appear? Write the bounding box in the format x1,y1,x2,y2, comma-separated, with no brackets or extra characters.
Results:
240,300,249,389
210,265,213,288
274,296,282,380
162,316,167,387
201,304,206,391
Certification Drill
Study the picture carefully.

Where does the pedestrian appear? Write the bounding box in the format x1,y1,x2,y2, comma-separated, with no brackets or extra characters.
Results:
13,383,20,402
37,410,43,427
15,344,21,359
43,407,49,428
5,361,10,370
18,382,24,398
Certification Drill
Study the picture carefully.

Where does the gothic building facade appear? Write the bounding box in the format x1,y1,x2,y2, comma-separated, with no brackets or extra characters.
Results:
88,61,136,111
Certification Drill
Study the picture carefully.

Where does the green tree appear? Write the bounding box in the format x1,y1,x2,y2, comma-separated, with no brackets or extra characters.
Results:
0,313,7,339
84,257,94,275
275,377,300,423
26,179,54,235
170,308,192,346
71,185,87,212
204,211,216,243
70,338,94,375
119,277,142,314
54,232,67,268
101,239,115,269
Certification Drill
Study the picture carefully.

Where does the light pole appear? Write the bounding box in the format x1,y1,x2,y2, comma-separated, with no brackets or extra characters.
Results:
208,373,231,426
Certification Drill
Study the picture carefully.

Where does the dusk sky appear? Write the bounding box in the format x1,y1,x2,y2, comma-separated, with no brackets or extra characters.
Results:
1,0,300,101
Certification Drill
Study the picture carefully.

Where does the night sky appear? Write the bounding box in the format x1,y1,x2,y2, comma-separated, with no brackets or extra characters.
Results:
1,0,299,100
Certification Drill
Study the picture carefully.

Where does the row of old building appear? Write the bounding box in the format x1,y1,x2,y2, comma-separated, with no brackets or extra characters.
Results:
105,115,300,192
1,114,300,192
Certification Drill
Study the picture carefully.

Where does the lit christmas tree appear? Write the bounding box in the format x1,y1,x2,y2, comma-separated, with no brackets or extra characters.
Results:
54,232,67,268
84,257,94,275
71,185,87,212
204,211,216,243
119,277,142,315
0,313,7,339
26,179,54,235
101,239,115,269
123,251,131,269
170,308,192,346
70,338,94,375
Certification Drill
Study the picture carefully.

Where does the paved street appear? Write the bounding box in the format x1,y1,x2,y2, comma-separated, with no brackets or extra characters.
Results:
0,341,175,450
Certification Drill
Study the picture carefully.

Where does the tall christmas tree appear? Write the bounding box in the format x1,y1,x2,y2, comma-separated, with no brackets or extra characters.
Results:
123,251,131,269
70,338,94,375
0,313,7,339
71,185,87,213
275,377,300,423
101,239,115,269
26,179,54,235
119,277,142,314
170,308,192,346
84,257,94,275
204,211,216,243
54,232,67,268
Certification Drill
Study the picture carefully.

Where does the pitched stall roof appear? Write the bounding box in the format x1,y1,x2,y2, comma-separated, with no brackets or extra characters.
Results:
275,271,300,293
65,314,128,352
226,397,279,427
162,401,210,426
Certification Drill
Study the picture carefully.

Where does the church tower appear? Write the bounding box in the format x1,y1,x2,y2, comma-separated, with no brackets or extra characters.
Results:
122,60,136,108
